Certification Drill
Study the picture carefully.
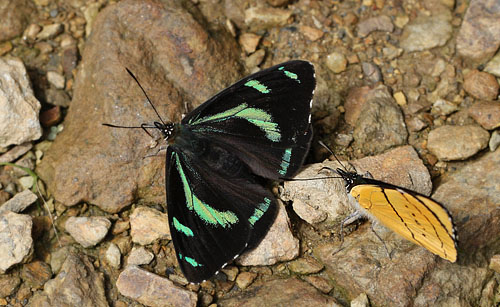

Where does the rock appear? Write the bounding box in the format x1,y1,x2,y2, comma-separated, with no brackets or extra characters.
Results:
47,71,65,89
468,100,500,130
244,7,292,31
0,0,35,41
431,99,458,116
357,15,394,37
0,57,42,147
40,105,62,127
0,189,37,214
235,272,257,289
344,86,371,126
218,278,338,306
116,265,197,307
65,216,111,248
37,0,241,213
361,62,383,83
457,0,500,64
490,255,500,273
406,116,428,132
351,85,407,155
351,293,370,307
393,91,406,106
238,33,261,54
0,41,13,56
20,260,52,290
267,0,290,7
0,143,32,163
82,2,102,37
484,51,500,77
221,266,238,282
237,201,299,266
111,219,130,235
244,49,266,69
130,206,170,245
62,45,79,76
0,272,21,298
29,254,108,307
400,12,452,52
287,257,324,274
127,246,154,266
49,245,77,274
463,70,499,100
105,243,121,269
300,25,324,41
282,146,432,230
427,125,490,161
489,130,500,151
0,211,33,273
382,44,403,60
36,23,64,40
326,52,347,74
303,275,333,294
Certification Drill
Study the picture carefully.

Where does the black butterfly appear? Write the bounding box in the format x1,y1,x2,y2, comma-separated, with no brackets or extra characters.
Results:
108,60,316,283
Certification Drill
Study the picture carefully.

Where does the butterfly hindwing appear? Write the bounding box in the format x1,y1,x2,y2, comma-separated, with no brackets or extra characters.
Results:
349,178,457,262
183,60,315,179
166,143,278,283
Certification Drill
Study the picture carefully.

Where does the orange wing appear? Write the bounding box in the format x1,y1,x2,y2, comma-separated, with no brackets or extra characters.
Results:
351,184,457,262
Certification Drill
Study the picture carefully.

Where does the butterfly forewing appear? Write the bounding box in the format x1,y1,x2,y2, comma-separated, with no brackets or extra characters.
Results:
183,60,315,179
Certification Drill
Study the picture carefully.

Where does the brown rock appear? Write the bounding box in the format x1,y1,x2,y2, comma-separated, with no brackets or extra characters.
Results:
288,257,324,274
235,272,257,289
20,260,52,290
489,255,500,273
357,15,394,37
40,106,62,127
0,0,35,41
219,278,338,306
37,0,241,213
303,275,333,294
468,100,500,130
344,86,371,126
300,25,324,41
463,70,499,100
244,7,292,31
0,41,12,56
457,0,500,64
0,272,21,298
130,206,171,245
427,125,490,161
116,266,197,307
239,33,261,54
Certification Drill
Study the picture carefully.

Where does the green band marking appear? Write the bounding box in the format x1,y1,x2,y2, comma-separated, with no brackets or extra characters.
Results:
173,217,194,237
190,103,281,142
174,153,239,228
278,148,292,175
244,79,270,93
249,197,271,226
179,253,203,267
279,66,300,83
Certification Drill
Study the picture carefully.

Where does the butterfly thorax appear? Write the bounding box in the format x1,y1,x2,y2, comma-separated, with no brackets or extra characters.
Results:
170,124,247,178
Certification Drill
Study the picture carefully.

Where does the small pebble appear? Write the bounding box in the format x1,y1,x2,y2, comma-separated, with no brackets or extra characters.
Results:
127,246,154,266
468,100,500,130
326,52,347,74
351,293,370,307
303,275,333,294
106,243,121,269
427,125,490,161
300,25,324,41
431,99,458,116
47,71,65,89
235,272,257,289
489,130,500,151
489,254,500,273
239,33,261,54
463,70,499,101
393,91,407,106
65,216,111,248
36,23,63,40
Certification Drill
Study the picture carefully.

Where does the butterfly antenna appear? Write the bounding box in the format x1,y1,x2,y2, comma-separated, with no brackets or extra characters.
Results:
318,140,348,171
125,68,167,126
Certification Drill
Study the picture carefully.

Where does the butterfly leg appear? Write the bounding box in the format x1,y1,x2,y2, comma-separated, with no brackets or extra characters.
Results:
370,223,392,260
143,145,167,159
332,210,363,256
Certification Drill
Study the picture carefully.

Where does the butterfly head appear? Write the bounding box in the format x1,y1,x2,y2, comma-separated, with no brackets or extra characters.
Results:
154,121,175,141
336,168,363,192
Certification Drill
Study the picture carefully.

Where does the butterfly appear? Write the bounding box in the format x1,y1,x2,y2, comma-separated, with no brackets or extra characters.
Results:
106,61,316,283
319,142,458,262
